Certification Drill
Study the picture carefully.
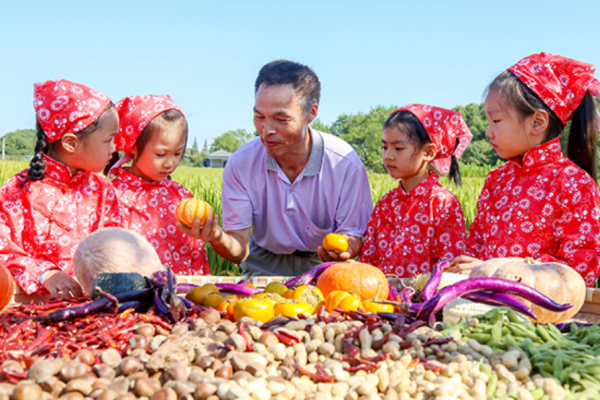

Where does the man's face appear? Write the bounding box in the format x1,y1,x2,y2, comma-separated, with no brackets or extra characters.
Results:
253,83,316,160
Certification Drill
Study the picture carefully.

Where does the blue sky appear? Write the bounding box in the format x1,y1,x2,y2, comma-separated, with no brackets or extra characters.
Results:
1,0,599,148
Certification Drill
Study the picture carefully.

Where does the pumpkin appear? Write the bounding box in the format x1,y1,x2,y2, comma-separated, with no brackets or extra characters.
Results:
175,199,214,228
0,264,14,311
73,228,165,293
316,260,389,301
469,257,586,324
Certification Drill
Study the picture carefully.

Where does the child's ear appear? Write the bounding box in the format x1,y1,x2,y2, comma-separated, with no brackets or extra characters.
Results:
424,143,437,162
60,133,80,154
531,110,550,137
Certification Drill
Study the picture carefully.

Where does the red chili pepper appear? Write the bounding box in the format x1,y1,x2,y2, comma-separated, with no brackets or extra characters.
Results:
421,360,445,372
372,331,391,351
293,363,334,383
315,304,326,323
344,363,380,372
24,328,53,352
362,352,391,363
259,317,289,330
239,322,253,352
399,320,426,339
367,321,384,332
422,337,453,346
272,330,300,346
342,338,360,358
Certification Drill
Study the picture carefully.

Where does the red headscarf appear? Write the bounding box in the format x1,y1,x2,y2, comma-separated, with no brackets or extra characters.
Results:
115,95,183,153
508,52,600,125
109,95,183,176
33,79,111,143
390,104,473,175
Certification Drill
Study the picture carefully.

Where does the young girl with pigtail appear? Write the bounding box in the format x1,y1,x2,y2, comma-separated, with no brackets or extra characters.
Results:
109,95,210,276
359,104,472,278
450,52,600,287
0,79,122,298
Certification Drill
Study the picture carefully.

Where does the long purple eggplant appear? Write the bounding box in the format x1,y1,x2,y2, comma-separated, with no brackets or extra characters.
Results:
419,277,572,325
399,287,416,303
215,283,261,296
421,261,449,301
284,262,336,288
463,291,537,320
388,282,399,301
177,283,198,294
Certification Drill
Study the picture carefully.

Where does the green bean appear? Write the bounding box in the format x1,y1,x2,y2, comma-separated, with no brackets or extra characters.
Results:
506,309,521,324
465,333,491,343
536,323,553,342
491,324,502,342
486,372,498,399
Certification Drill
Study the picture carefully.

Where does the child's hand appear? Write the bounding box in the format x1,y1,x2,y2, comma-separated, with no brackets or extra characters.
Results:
176,215,223,243
44,270,84,298
447,255,482,275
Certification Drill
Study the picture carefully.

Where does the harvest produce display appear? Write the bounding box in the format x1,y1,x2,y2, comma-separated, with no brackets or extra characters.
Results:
2,258,599,400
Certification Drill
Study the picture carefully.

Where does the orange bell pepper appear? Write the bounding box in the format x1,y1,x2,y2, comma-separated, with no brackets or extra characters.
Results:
233,298,275,323
324,290,363,313
273,299,312,318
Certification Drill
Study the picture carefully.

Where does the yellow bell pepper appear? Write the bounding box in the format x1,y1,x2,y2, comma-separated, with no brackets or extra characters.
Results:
233,298,275,323
273,299,312,318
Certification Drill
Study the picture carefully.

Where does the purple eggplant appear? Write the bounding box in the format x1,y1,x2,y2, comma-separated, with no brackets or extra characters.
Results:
388,282,399,301
32,298,112,323
399,287,416,303
421,261,449,301
419,277,572,325
284,262,336,288
166,266,187,322
177,283,198,294
463,291,537,320
215,283,261,296
154,289,171,318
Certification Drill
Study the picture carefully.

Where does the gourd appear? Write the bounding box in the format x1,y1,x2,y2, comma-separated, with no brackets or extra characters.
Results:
469,257,586,324
0,264,14,311
316,260,389,301
73,228,165,293
322,233,349,253
174,199,214,228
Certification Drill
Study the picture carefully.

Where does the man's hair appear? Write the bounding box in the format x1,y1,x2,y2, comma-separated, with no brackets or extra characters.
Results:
255,60,321,112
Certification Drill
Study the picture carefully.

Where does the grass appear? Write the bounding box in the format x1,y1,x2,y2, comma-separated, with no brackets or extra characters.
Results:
0,162,488,276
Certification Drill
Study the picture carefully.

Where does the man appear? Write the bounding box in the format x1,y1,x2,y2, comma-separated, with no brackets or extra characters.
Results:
179,60,372,276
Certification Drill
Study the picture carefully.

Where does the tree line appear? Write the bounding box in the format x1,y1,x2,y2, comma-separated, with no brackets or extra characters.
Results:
3,98,600,170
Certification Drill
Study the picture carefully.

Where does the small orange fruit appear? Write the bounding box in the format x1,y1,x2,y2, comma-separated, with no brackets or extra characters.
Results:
175,199,214,228
322,233,349,253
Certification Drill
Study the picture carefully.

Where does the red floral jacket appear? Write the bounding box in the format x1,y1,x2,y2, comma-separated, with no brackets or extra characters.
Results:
466,138,600,287
359,171,467,278
0,155,122,294
112,169,210,276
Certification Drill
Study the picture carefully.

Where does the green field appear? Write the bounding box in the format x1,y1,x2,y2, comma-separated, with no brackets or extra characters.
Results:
0,161,487,276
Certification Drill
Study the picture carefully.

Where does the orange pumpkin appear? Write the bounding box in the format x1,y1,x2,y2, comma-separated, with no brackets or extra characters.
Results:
469,257,586,324
0,265,14,311
174,199,214,228
316,260,389,301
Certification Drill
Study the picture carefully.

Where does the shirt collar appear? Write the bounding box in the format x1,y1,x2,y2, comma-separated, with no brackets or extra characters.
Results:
266,127,324,176
115,167,171,188
398,170,439,197
509,138,564,169
42,154,88,184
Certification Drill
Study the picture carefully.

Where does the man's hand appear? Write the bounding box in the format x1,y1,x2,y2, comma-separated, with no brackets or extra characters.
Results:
44,270,84,299
317,234,362,262
447,255,482,275
176,215,223,242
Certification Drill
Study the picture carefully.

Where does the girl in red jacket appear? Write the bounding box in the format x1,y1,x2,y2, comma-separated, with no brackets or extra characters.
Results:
0,79,122,297
109,95,210,276
359,104,472,278
450,52,600,287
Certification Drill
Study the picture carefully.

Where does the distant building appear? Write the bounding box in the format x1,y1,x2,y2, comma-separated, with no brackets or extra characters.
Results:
203,149,232,168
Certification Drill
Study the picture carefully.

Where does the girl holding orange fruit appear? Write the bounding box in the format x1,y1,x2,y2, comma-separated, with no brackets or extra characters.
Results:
108,95,210,276
359,105,471,278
